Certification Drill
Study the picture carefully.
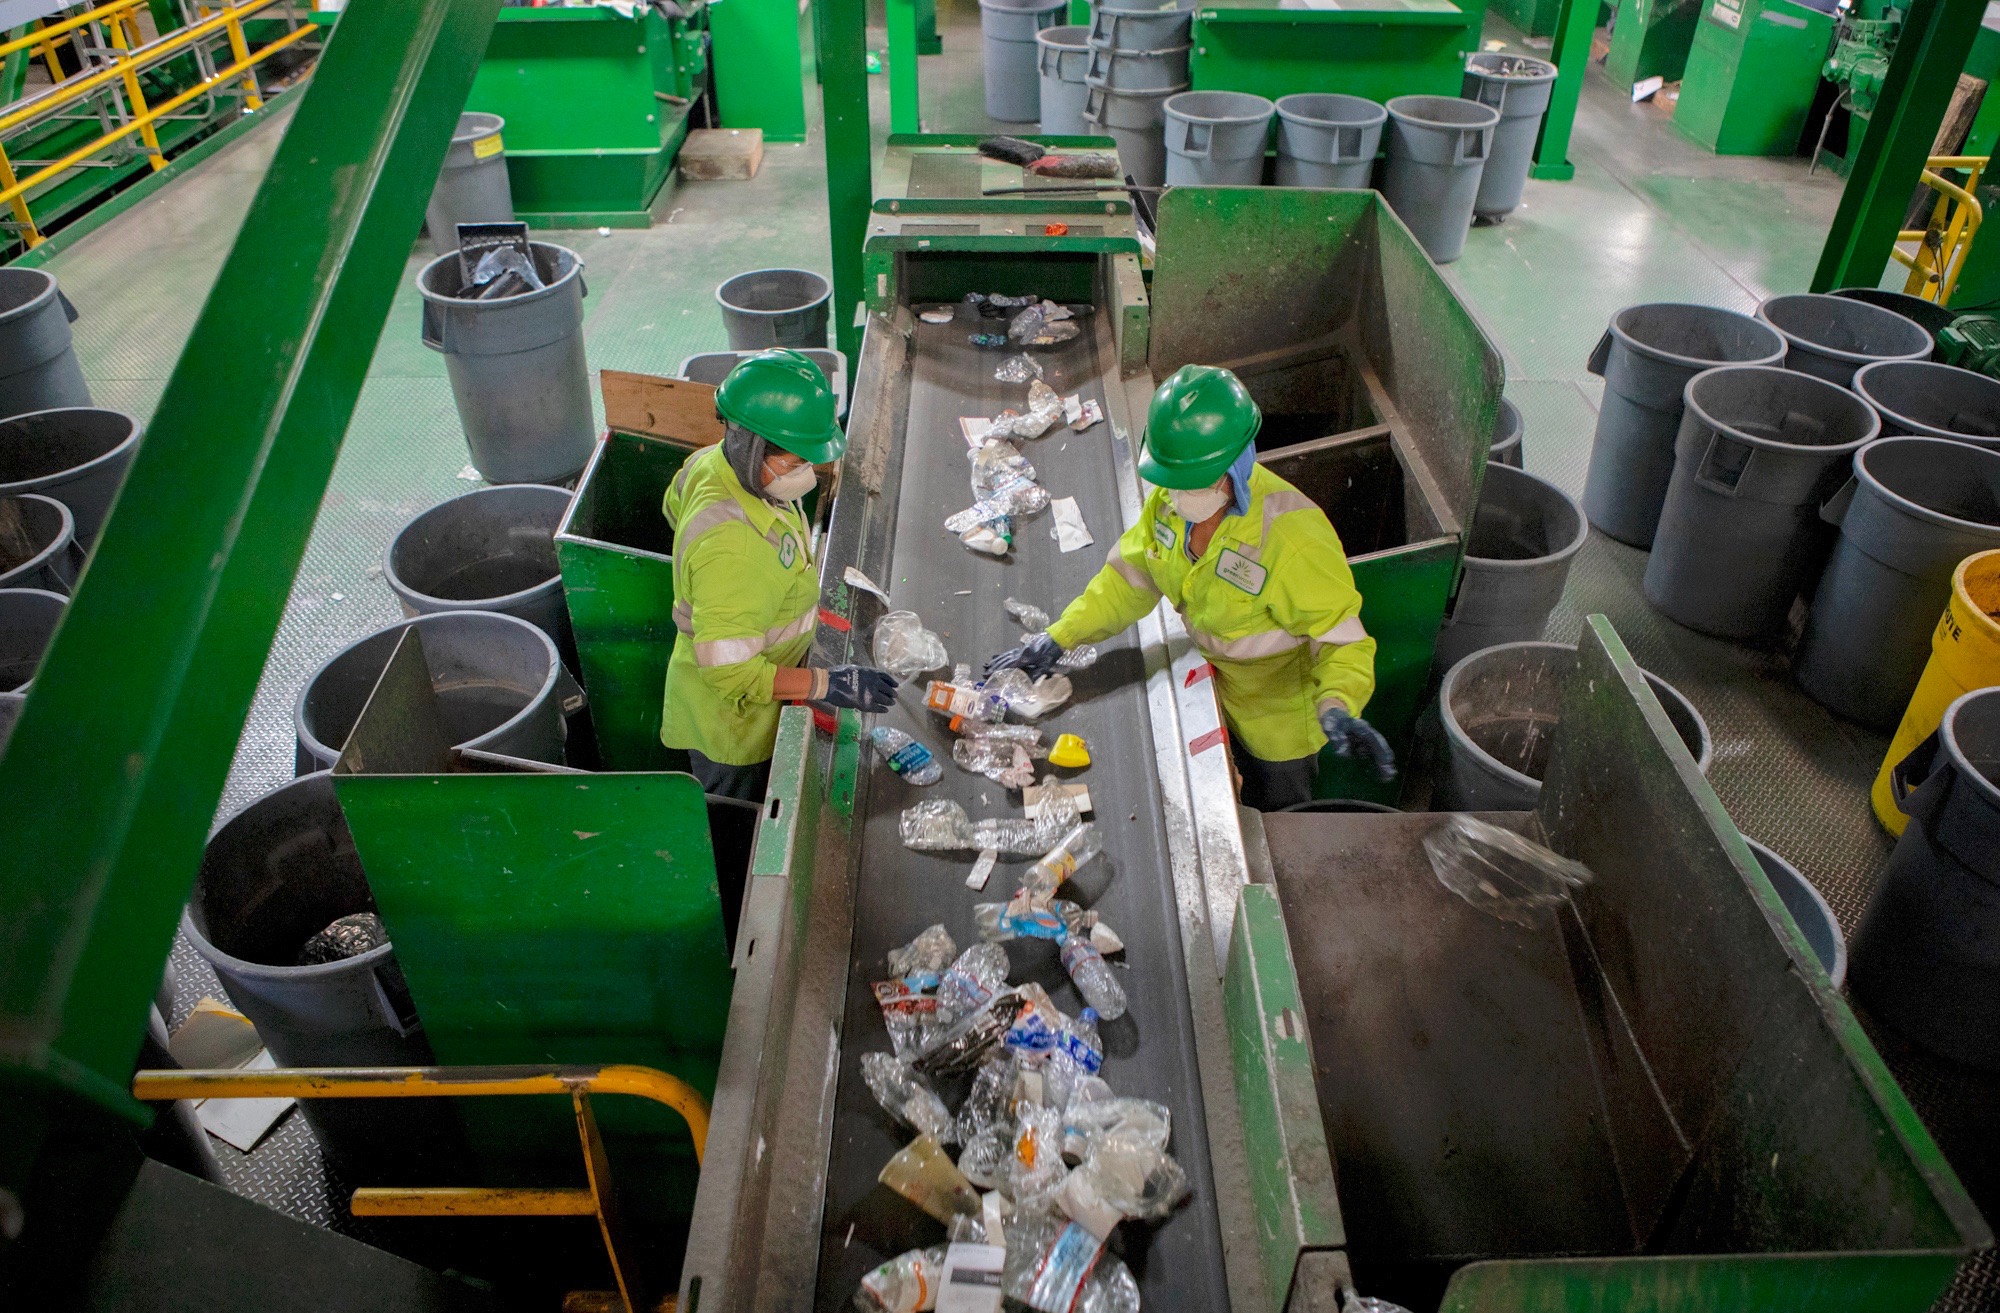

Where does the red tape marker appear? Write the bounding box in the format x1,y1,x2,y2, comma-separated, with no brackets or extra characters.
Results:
1184,663,1215,687
1189,726,1226,755
818,607,852,633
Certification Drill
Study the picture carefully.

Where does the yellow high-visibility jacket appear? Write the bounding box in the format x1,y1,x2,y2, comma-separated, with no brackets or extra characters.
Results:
1047,463,1374,761
659,444,818,765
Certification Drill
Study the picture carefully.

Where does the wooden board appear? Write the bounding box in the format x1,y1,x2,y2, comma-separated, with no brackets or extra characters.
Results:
601,369,724,448
679,127,764,181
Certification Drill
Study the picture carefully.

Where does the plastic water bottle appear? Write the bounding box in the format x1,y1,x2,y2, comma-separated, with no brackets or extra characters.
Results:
1059,935,1126,1020
938,941,1010,1019
854,1244,945,1312
1045,1007,1104,1108
1021,822,1103,903
870,725,942,785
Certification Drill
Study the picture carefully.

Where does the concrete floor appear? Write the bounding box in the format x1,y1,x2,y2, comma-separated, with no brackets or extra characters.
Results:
33,6,2000,1309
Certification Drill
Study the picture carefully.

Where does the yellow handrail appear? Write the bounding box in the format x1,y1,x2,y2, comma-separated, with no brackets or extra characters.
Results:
1895,154,1987,306
0,0,313,247
0,0,147,62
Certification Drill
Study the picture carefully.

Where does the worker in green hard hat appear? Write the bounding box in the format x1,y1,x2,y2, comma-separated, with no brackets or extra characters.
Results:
661,348,898,800
990,364,1393,810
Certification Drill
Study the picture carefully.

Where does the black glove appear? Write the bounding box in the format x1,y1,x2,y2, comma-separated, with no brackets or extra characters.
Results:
1319,704,1397,781
814,666,900,713
985,632,1065,680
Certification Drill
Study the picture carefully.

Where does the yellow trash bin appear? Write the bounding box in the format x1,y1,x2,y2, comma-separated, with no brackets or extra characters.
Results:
1872,549,2000,834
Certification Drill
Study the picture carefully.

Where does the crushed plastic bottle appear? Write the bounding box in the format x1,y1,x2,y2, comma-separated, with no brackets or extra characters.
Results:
1042,1008,1104,1110
1423,814,1594,928
995,353,1044,384
983,667,1073,718
1061,1096,1169,1163
939,941,1010,1020
985,381,1063,441
889,924,957,981
1059,934,1126,1021
880,1133,982,1223
974,897,1084,943
861,1051,955,1142
945,441,1050,557
953,1051,1019,1143
871,726,943,785
1004,597,1051,631
873,976,942,1059
1002,984,1064,1062
957,1121,1015,1190
901,799,973,851
902,794,1080,856
925,679,1009,726
1009,1104,1069,1208
1065,1126,1189,1225
853,1244,947,1313
874,610,949,681
953,736,1037,789
1001,1210,1140,1313
1008,301,1082,348
915,989,1019,1078
1020,823,1103,904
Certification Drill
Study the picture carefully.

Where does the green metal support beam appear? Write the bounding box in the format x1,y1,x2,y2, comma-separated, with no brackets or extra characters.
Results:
1531,0,1598,180
1811,0,1987,291
887,0,921,134
0,0,503,1174
817,0,872,362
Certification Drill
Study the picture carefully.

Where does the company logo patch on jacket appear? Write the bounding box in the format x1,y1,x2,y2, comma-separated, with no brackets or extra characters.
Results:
1215,548,1266,595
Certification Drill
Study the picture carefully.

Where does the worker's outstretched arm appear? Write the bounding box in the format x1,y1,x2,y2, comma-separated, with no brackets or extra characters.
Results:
1046,524,1164,648
1269,521,1376,718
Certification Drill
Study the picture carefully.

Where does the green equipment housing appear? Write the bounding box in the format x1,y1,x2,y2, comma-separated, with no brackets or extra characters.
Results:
1677,0,1837,155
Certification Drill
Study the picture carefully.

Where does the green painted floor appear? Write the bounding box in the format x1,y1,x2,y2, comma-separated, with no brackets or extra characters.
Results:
35,9,2000,1309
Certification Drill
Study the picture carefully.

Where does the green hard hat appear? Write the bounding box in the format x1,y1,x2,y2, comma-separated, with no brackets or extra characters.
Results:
1138,364,1262,489
714,348,846,464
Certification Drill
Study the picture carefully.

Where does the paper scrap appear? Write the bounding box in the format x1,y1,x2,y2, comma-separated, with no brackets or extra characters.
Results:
1023,781,1091,820
456,464,481,482
1050,497,1093,552
966,848,999,890
842,565,890,601
194,1049,295,1152
1062,396,1104,432
937,1241,1007,1313
959,416,994,447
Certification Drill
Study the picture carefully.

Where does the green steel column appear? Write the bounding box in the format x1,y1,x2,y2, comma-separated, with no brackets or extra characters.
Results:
0,0,504,1143
1531,0,1599,179
1812,0,1987,291
918,0,942,55
887,0,921,134
818,0,871,362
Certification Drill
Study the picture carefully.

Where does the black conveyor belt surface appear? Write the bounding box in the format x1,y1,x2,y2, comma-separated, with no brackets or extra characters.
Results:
811,310,1231,1310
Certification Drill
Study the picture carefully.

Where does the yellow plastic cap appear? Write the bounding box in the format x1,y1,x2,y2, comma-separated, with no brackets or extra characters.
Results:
1049,733,1091,769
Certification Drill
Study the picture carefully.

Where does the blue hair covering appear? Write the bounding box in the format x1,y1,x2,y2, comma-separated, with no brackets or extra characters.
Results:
1223,440,1257,518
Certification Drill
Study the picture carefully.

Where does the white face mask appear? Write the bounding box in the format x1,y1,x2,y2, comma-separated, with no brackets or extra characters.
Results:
1170,480,1230,524
764,463,817,502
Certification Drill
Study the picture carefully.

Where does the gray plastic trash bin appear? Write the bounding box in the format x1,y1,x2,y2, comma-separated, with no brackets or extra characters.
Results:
0,689,21,755
1758,292,1933,388
0,493,78,594
1038,26,1096,135
1163,90,1275,186
0,268,88,420
1581,303,1787,547
1380,95,1499,263
1747,839,1846,989
424,112,514,257
715,267,832,351
1083,83,1181,186
982,0,1066,122
1795,437,2000,731
1490,395,1523,468
0,407,141,548
1273,93,1385,189
1086,0,1193,51
1460,53,1556,220
1437,640,1711,810
1644,365,1880,641
418,242,593,485
1084,38,1192,93
293,610,582,773
1852,360,2000,449
1432,464,1586,672
1832,287,1956,352
0,586,63,691
1850,687,2000,1068
386,484,577,671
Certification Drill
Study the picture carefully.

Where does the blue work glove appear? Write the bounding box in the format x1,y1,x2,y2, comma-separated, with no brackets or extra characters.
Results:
985,633,1065,680
814,666,900,713
1319,703,1397,781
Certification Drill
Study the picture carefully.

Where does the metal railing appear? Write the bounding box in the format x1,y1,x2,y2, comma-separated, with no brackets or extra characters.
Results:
0,0,317,246
133,1061,708,1313
1895,154,1987,306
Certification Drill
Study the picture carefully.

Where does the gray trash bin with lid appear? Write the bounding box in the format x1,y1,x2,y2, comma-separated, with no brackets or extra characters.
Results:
1643,365,1880,641
1432,464,1586,672
1757,292,1933,387
1038,26,1095,135
182,770,460,1179
1852,359,2000,449
981,0,1066,122
418,241,593,485
0,493,78,594
1581,303,1787,547
1379,95,1500,263
1460,52,1556,220
1274,93,1385,189
1795,436,2000,731
715,268,832,351
1163,90,1275,186
293,609,582,773
424,112,514,257
0,268,89,420
1850,687,2000,1069
1437,639,1711,810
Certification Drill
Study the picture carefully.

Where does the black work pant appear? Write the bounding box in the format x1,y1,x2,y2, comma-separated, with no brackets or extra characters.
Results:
1229,736,1320,812
690,749,772,804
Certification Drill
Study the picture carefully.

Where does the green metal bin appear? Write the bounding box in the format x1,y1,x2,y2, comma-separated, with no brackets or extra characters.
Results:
1676,0,1835,156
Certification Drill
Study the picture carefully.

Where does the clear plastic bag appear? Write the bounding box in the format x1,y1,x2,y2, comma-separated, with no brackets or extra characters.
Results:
953,736,1037,789
1008,300,1082,348
953,1051,1019,1143
874,610,949,681
995,353,1044,384
1068,1128,1189,1222
986,381,1063,441
1061,1096,1169,1162
1423,815,1594,928
901,799,973,851
1001,1210,1138,1313
888,924,957,981
985,667,1073,718
466,244,545,298
1004,597,1051,631
861,1051,955,1142
958,1121,1015,1190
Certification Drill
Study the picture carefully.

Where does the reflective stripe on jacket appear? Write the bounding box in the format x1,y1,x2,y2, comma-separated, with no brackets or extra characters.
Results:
659,444,819,765
1046,462,1375,761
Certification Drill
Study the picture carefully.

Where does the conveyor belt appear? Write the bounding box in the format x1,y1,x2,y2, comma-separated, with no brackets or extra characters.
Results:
811,307,1232,1309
